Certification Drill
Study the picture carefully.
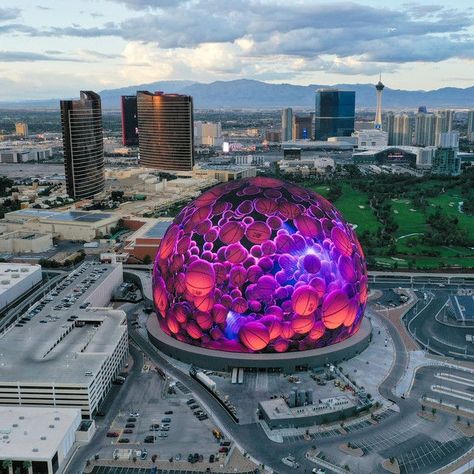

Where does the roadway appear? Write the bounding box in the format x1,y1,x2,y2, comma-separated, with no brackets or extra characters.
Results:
66,344,144,474
405,293,474,359
70,270,474,473
128,313,422,474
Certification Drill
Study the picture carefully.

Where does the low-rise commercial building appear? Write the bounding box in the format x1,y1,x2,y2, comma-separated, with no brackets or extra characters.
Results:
259,395,357,429
0,263,42,311
3,209,120,242
0,406,84,474
0,264,127,418
194,164,257,182
353,129,388,149
352,146,417,167
123,218,172,261
279,157,335,176
0,231,53,254
416,147,436,169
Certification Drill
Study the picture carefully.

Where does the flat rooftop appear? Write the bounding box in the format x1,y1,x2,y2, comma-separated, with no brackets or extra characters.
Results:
144,219,173,238
0,308,127,384
0,263,41,294
259,395,355,420
0,406,81,460
0,263,127,385
5,209,114,223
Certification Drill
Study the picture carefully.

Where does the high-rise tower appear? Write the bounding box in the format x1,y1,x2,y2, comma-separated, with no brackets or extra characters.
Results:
137,91,194,171
314,89,355,140
374,75,384,130
121,95,139,146
281,108,293,141
61,91,104,200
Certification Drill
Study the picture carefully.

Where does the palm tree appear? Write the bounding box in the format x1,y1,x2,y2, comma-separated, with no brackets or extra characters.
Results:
2,460,13,474
22,461,32,474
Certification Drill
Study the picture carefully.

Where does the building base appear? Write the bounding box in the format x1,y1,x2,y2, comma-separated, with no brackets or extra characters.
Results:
146,317,372,373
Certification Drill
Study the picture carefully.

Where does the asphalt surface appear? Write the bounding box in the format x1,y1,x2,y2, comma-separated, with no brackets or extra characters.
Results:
66,272,474,473
128,315,421,474
406,292,474,359
0,271,65,332
66,344,144,474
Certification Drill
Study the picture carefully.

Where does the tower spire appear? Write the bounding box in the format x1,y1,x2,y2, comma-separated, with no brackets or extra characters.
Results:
374,75,384,130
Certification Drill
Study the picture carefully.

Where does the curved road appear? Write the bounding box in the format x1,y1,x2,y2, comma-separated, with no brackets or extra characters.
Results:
124,272,422,473
68,272,471,473
129,312,417,474
67,345,144,474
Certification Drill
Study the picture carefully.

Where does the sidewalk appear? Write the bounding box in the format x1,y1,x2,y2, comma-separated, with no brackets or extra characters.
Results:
372,290,419,352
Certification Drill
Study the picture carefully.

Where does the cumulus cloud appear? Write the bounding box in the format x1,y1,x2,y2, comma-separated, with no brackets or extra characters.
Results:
0,49,119,63
0,8,20,21
19,1,474,67
0,0,473,91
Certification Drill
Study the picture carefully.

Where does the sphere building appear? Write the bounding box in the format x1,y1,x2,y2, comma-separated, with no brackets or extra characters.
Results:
150,178,369,369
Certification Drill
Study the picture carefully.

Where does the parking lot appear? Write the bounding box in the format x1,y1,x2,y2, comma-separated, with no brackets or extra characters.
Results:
15,261,114,327
98,356,227,462
387,434,471,474
90,466,257,474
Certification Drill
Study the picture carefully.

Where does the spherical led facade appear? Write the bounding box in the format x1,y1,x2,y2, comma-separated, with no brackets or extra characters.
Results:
152,177,367,354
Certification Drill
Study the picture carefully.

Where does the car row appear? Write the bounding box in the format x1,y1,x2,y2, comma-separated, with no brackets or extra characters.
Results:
186,399,208,421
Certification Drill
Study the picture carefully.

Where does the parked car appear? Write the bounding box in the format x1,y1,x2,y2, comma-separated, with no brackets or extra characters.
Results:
123,429,133,434
106,431,119,437
164,410,173,415
127,417,136,422
125,423,135,428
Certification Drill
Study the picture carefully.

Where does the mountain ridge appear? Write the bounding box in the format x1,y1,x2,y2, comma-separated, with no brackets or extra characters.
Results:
1,78,473,110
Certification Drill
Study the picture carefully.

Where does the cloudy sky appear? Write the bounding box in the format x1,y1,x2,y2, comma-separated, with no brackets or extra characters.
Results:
1,0,474,100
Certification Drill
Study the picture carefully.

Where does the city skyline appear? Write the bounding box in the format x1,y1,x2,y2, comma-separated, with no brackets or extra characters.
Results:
1,0,474,100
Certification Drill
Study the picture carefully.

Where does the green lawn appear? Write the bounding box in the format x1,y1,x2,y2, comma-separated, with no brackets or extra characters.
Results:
391,198,427,237
307,181,474,270
427,189,473,235
310,183,381,235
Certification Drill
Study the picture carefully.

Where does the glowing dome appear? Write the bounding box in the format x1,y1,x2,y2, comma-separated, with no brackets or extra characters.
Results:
152,177,367,354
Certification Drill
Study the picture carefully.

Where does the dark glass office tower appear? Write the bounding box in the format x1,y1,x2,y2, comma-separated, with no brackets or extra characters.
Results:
292,115,313,140
314,89,355,140
137,91,194,171
61,91,104,199
121,95,138,146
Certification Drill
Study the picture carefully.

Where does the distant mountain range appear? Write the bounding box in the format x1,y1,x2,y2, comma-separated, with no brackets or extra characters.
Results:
1,79,474,110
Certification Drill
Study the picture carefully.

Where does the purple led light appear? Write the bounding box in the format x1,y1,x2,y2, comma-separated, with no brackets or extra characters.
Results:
153,177,367,353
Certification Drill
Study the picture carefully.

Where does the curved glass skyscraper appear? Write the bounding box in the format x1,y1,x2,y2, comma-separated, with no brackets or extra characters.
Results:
61,91,104,199
137,91,194,171
314,89,355,141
